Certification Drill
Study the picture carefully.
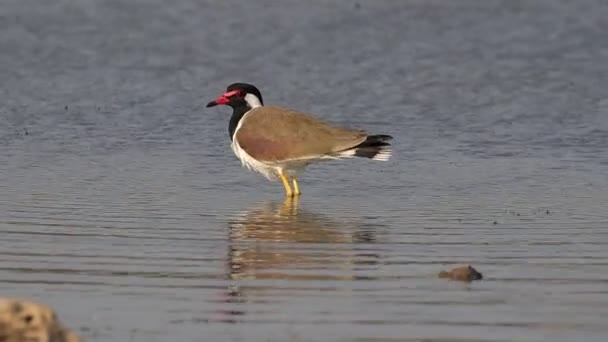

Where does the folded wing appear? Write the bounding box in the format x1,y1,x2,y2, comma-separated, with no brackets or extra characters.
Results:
235,106,369,162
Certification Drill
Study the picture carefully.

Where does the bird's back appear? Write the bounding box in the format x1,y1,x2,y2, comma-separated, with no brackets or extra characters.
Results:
235,106,368,162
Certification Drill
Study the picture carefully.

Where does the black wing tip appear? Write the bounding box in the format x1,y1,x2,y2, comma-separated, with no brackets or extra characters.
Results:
355,134,393,149
353,146,392,161
367,134,393,142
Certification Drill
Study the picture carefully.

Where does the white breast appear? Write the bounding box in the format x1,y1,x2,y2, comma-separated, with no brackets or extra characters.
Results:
231,110,279,180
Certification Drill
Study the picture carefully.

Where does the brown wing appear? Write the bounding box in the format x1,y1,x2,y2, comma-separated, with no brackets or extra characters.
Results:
235,106,368,162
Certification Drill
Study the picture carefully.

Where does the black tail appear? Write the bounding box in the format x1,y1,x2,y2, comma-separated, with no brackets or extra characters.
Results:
350,134,393,160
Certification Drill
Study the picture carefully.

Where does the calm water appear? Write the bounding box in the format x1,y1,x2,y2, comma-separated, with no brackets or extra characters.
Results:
1,0,608,341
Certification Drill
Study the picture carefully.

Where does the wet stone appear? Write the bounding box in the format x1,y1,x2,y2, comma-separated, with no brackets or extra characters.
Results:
0,297,81,342
438,265,483,282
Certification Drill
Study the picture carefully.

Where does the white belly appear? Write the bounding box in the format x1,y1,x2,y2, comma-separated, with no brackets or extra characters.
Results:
230,107,315,180
230,139,279,180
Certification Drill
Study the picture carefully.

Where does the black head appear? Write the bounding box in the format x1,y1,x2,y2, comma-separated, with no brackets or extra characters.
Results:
206,82,264,108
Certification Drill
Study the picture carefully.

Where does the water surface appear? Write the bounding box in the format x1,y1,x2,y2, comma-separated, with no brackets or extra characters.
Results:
1,0,608,341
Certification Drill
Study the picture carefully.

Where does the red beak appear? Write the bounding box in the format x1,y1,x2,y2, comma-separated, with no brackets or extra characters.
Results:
206,89,241,107
206,96,228,108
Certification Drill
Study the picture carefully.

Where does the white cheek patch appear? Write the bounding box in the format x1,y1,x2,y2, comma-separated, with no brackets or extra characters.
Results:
244,93,262,108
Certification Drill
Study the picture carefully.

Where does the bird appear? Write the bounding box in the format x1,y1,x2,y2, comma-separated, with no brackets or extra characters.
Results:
206,82,392,198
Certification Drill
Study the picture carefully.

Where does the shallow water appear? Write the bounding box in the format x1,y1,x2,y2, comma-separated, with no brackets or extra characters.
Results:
1,0,608,341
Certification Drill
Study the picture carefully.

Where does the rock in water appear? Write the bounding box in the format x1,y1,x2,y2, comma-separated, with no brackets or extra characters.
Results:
0,297,81,342
438,265,483,282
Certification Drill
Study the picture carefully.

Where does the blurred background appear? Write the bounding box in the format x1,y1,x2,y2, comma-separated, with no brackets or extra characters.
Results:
1,0,607,341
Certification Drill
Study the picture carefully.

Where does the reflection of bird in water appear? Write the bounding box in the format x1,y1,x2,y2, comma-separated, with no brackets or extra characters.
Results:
226,198,378,281
210,199,380,324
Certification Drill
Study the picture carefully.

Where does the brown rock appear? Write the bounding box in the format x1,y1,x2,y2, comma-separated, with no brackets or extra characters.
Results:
0,297,81,342
438,265,483,282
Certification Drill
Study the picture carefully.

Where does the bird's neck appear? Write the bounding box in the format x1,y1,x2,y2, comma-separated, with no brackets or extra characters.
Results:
228,103,252,141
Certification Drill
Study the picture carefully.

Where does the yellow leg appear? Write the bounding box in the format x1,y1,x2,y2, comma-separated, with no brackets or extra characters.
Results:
291,177,301,196
279,171,293,198
281,196,299,216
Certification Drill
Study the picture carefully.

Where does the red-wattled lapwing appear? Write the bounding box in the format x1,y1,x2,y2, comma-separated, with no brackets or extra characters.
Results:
206,83,392,198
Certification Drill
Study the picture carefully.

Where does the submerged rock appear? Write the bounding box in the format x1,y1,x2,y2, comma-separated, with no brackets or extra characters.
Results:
0,297,80,342
438,265,483,282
